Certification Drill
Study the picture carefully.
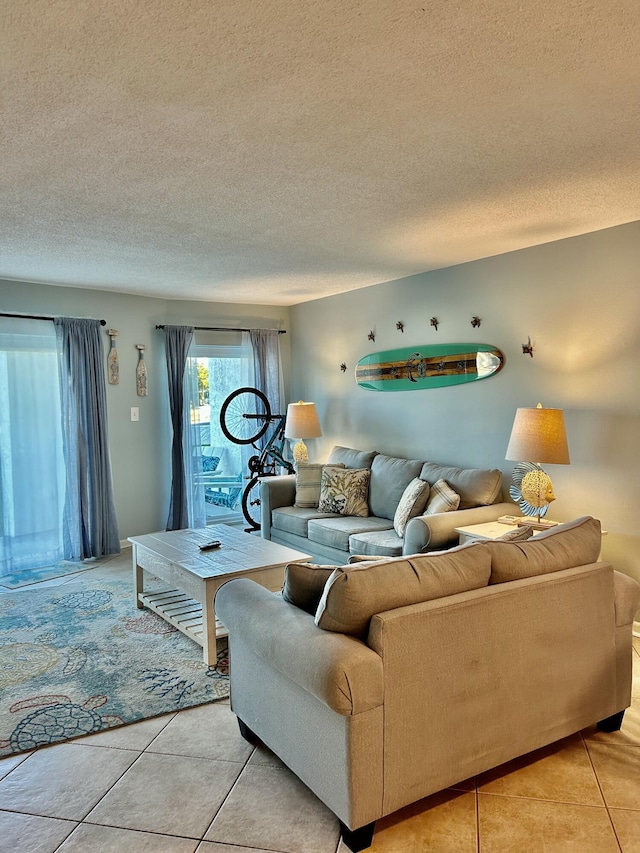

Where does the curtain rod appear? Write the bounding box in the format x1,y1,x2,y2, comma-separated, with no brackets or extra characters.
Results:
0,312,106,326
155,324,286,334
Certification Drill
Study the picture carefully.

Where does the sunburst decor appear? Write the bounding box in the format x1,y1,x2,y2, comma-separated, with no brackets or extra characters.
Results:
509,462,555,517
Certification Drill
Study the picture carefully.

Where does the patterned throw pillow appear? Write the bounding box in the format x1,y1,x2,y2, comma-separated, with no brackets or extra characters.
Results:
202,455,220,473
393,478,430,536
318,467,371,517
294,463,345,508
423,479,460,515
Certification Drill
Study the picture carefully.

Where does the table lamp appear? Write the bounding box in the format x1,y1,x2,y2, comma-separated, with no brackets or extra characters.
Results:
505,403,570,523
284,401,322,465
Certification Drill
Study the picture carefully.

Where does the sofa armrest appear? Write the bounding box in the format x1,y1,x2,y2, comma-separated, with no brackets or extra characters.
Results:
259,474,296,539
215,578,383,716
614,570,640,626
403,502,517,554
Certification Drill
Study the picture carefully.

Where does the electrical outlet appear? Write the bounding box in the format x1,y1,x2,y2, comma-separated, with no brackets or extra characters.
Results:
130,407,139,422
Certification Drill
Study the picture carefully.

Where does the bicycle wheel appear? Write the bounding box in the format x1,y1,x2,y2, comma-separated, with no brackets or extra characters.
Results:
220,387,271,445
241,477,262,530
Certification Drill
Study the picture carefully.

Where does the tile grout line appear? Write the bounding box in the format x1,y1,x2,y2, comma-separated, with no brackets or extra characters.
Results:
581,730,624,852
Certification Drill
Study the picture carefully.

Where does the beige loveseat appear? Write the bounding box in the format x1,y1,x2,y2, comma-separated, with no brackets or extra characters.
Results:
260,445,515,562
216,517,640,852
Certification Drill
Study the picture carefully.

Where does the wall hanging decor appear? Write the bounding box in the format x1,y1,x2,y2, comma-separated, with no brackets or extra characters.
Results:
106,329,119,384
522,336,534,357
355,342,505,391
471,316,482,328
430,317,439,331
340,362,347,372
367,330,376,342
396,321,405,333
135,344,148,396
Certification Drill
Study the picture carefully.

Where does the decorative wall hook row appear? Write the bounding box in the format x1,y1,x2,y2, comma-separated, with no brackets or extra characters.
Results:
430,317,439,331
522,336,534,357
471,316,481,328
396,321,405,333
368,330,376,342
340,362,347,372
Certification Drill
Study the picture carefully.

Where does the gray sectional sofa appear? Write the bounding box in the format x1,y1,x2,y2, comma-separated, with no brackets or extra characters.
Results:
259,445,515,563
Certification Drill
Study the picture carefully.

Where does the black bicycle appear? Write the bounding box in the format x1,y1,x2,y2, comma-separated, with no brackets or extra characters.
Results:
220,387,294,530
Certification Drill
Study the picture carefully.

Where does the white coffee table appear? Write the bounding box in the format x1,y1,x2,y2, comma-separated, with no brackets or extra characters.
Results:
129,525,311,664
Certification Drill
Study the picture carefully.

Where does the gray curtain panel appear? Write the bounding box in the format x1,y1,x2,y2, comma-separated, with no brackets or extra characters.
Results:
54,317,120,560
250,329,284,453
163,324,195,530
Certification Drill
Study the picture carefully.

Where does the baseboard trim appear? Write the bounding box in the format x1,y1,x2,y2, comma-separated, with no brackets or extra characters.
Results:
119,539,132,551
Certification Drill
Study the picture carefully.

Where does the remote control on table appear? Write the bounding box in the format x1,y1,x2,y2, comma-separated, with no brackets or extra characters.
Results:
199,540,221,551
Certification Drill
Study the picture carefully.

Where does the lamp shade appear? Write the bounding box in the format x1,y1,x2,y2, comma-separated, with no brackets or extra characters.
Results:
505,405,570,464
284,401,322,439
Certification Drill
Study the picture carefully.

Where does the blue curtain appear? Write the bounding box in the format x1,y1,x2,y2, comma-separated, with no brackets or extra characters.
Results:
163,325,194,530
54,318,120,560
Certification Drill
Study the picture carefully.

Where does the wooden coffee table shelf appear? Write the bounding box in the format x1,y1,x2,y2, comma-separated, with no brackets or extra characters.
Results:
129,525,311,664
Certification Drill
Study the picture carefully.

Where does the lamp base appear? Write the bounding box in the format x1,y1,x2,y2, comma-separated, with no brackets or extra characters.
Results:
292,440,309,465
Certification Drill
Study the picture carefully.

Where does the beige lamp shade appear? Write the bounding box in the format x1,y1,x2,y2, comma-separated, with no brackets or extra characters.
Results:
284,401,322,465
505,405,570,464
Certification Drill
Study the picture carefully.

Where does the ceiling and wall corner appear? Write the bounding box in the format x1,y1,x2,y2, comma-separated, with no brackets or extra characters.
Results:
2,0,639,305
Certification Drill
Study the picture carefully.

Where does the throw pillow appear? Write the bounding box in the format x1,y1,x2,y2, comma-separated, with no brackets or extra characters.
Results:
315,543,491,638
497,524,535,541
294,462,345,508
202,455,220,473
393,478,430,536
423,479,460,515
318,467,370,517
282,562,337,614
485,516,602,584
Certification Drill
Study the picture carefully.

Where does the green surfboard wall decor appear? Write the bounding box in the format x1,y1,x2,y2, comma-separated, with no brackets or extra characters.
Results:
355,343,505,391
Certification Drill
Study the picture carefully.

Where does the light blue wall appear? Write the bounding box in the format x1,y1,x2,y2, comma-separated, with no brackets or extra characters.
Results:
0,279,290,541
289,221,640,583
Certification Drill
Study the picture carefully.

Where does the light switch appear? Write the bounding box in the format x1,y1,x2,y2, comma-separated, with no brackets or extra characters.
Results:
130,407,139,422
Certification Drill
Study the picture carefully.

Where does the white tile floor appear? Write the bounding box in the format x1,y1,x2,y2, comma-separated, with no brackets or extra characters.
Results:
1,557,639,852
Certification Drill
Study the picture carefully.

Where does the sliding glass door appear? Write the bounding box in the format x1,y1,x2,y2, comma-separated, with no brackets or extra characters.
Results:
0,318,65,575
189,343,250,525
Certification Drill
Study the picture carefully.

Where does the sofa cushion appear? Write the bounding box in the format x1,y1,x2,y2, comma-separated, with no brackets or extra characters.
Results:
272,506,339,538
368,454,425,520
393,478,431,536
282,562,336,614
327,445,377,470
294,462,345,508
349,529,404,558
485,516,602,584
315,543,492,637
308,516,394,552
420,462,502,508
318,467,370,516
424,479,461,515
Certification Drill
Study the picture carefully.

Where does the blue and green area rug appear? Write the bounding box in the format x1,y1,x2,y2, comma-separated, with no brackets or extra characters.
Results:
0,560,92,589
0,564,229,757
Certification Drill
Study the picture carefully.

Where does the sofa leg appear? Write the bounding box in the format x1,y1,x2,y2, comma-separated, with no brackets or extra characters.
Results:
339,820,375,852
237,718,262,746
596,710,625,732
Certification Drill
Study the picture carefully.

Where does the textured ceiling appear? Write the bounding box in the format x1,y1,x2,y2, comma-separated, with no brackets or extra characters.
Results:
2,0,640,306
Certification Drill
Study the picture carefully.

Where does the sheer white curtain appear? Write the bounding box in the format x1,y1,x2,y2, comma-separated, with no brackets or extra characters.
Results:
184,339,206,529
0,318,64,575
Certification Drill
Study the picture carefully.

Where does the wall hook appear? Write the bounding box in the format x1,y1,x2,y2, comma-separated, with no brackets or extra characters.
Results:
522,336,534,357
471,316,481,328
340,362,347,373
396,321,405,333
430,317,439,331
368,330,376,342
